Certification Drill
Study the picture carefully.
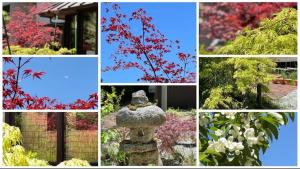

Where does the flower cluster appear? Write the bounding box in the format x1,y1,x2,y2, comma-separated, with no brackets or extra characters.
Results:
200,112,291,166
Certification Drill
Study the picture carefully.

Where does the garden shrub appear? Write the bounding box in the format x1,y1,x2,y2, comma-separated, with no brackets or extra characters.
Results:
199,58,277,109
101,129,128,166
3,123,49,166
3,123,92,166
3,45,76,55
156,114,196,154
214,8,297,55
101,87,127,165
57,158,90,166
200,112,295,166
101,87,125,119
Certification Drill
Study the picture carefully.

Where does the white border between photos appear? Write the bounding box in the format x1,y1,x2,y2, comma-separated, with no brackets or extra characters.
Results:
0,0,299,168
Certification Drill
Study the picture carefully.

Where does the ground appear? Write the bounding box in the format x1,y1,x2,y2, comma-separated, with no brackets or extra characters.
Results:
267,83,297,109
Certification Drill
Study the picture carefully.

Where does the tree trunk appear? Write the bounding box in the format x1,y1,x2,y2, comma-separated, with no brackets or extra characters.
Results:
3,16,11,54
256,83,262,108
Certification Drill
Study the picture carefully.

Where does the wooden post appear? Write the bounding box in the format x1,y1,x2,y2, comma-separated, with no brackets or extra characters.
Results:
4,112,14,124
256,63,263,108
56,112,65,164
161,86,167,111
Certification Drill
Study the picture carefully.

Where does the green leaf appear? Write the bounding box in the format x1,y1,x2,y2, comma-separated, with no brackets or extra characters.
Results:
206,149,222,156
208,133,219,141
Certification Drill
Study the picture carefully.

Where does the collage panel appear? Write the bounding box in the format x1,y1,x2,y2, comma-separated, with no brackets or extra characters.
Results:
3,57,98,110
3,112,98,166
2,2,98,55
199,2,297,55
101,2,196,83
0,0,299,168
199,112,297,166
101,85,196,166
199,57,297,110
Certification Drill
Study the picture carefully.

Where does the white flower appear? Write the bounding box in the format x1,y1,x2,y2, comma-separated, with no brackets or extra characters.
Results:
251,149,258,159
235,142,244,150
238,136,244,142
258,131,265,136
221,112,237,119
228,136,234,142
244,128,259,146
214,113,220,118
254,120,261,128
244,128,255,138
235,150,240,155
248,112,255,120
208,139,226,153
247,137,258,146
215,129,224,136
219,137,227,144
226,141,236,152
200,113,210,126
233,125,240,131
208,137,245,155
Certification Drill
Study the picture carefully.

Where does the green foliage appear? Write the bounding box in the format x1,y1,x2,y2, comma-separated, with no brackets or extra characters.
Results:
167,108,197,117
215,8,297,55
3,45,76,55
100,87,128,165
281,70,297,80
101,129,128,166
199,58,276,109
199,45,214,55
101,87,125,119
57,158,90,166
3,10,10,23
199,112,295,166
3,123,92,166
3,123,49,166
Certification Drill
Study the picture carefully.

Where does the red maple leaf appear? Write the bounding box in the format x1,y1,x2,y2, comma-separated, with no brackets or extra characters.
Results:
32,72,45,79
23,69,32,75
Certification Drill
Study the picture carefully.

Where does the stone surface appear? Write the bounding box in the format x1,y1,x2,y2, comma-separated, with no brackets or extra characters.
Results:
129,127,156,143
275,90,297,109
116,105,166,128
267,83,297,99
128,149,162,166
116,90,166,166
131,90,149,105
120,140,157,153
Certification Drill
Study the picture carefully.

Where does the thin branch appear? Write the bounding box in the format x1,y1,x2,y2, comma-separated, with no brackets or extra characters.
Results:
141,20,157,79
11,57,22,101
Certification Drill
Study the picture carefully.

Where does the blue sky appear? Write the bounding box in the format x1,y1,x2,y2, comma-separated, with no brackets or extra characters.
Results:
3,57,98,104
260,113,297,166
101,2,196,83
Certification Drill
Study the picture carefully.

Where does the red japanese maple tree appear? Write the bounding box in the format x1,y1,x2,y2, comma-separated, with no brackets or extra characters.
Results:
200,2,297,42
3,57,98,110
4,3,61,48
102,4,196,83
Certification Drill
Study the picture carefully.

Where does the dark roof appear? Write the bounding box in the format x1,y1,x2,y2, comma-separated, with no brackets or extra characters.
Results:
272,57,297,63
39,2,97,19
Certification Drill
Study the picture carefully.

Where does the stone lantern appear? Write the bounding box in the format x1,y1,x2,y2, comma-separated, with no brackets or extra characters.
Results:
116,90,166,166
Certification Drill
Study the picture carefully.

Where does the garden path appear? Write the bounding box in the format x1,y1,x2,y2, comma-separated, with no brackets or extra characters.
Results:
267,83,297,109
